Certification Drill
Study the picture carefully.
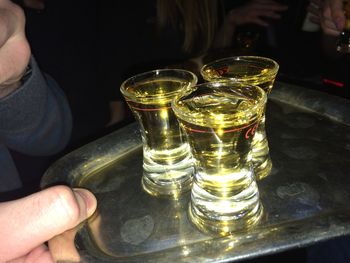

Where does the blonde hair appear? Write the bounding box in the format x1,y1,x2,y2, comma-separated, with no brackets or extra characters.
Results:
157,0,220,54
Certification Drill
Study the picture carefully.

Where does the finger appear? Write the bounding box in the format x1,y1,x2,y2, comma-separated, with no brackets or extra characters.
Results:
251,17,270,27
255,0,285,5
310,0,321,5
10,245,54,263
252,3,288,12
322,27,342,36
322,26,342,36
323,18,340,31
49,225,82,262
246,9,282,21
321,4,342,35
259,11,282,19
327,0,346,31
308,4,320,16
320,17,341,36
268,5,289,12
309,15,321,25
0,185,97,262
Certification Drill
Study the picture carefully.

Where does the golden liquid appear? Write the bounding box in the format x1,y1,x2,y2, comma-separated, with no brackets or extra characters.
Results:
202,62,277,180
174,84,264,234
175,85,262,196
202,64,276,94
123,78,194,197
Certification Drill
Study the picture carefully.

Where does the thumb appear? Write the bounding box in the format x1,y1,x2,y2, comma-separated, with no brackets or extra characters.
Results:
0,185,97,262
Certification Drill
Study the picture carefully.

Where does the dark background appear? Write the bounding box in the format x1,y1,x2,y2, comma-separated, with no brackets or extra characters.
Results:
4,1,350,262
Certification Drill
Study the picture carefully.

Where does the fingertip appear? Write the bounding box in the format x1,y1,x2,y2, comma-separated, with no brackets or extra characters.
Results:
72,188,97,219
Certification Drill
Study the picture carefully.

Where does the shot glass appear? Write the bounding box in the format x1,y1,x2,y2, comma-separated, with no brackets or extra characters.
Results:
120,69,197,198
201,56,279,180
172,81,266,235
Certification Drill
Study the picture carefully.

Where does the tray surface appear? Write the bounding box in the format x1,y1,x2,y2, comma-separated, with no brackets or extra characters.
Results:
42,82,350,263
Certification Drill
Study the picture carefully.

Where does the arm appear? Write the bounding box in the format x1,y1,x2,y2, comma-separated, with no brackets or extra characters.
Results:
213,0,288,48
0,57,72,155
0,0,72,155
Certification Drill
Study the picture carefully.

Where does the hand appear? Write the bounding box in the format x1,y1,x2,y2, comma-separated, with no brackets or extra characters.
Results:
0,0,31,98
23,0,45,10
227,0,288,27
308,0,345,36
0,185,97,262
213,0,288,48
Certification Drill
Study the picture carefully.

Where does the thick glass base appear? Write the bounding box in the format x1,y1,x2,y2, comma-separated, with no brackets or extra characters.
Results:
142,144,194,198
254,155,273,181
188,181,263,236
142,167,194,199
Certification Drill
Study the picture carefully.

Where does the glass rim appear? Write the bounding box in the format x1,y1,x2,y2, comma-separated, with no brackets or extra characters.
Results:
120,68,198,101
200,56,279,82
172,80,267,127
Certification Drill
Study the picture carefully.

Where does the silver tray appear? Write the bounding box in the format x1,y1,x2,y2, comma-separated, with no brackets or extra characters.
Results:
41,81,350,263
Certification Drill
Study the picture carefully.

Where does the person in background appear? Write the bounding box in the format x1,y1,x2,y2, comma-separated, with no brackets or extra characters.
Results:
308,0,346,59
308,0,345,36
99,0,288,126
307,0,350,100
0,1,97,261
214,0,289,50
0,0,71,198
305,2,350,261
22,0,112,151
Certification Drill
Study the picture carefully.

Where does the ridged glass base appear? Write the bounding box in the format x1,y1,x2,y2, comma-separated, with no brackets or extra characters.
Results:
188,181,263,236
141,168,193,199
254,155,273,181
142,145,194,198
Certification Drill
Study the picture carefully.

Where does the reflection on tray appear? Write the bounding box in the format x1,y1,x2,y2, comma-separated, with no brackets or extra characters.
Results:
41,82,350,262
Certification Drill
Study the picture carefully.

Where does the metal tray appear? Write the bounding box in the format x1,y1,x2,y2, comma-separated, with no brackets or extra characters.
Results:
41,81,350,263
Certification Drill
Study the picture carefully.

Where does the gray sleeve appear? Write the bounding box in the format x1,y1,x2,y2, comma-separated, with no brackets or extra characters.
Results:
0,57,72,155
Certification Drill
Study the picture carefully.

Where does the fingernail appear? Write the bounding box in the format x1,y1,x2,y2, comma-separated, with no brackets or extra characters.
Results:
73,188,97,218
